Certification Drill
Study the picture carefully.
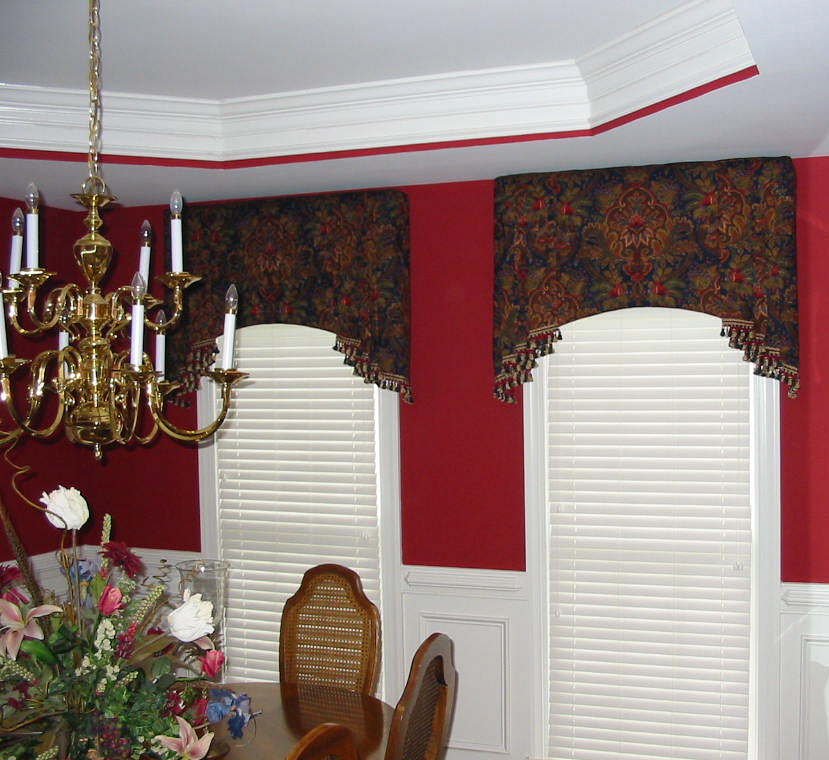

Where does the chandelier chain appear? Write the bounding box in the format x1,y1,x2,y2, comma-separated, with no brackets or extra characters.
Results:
87,0,103,185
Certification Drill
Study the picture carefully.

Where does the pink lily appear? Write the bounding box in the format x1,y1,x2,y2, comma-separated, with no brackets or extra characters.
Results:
0,598,61,660
155,715,213,760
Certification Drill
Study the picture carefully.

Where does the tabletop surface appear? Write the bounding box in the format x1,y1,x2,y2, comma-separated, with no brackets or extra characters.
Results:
213,682,395,760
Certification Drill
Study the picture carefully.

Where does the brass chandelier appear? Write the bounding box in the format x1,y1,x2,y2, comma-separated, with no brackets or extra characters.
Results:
1,0,246,460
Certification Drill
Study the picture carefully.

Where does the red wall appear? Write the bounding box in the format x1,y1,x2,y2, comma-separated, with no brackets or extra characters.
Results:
1,157,828,581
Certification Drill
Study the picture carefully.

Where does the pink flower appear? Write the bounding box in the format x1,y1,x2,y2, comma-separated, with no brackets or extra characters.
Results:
98,585,125,616
198,649,225,679
155,715,213,760
0,599,61,660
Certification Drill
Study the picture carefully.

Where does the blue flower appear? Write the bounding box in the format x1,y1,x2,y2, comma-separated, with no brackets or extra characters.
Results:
206,700,229,723
227,712,246,739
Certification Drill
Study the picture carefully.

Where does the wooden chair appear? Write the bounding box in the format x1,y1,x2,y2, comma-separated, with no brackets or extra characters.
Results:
385,633,457,760
280,564,381,695
287,723,360,760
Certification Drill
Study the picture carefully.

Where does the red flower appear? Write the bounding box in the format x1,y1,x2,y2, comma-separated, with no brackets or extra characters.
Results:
702,192,715,206
0,566,28,605
102,541,143,578
198,649,226,679
654,281,667,296
561,202,574,215
730,268,745,283
532,198,546,211
192,698,209,721
98,585,125,616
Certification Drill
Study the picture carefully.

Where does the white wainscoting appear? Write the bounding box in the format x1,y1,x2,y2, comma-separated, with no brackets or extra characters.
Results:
780,583,829,760
396,565,536,760
397,569,829,760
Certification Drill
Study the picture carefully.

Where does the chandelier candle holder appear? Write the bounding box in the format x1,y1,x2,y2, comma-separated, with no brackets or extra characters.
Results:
0,0,247,461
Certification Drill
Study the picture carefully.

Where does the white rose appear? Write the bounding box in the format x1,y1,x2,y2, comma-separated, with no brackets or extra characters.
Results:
167,589,214,642
39,486,89,531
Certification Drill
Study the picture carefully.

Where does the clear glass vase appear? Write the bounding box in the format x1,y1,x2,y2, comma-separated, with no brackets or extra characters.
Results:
175,559,230,675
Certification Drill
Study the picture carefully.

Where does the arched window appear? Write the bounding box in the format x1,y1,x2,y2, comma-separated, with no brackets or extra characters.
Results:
524,307,780,760
198,323,400,682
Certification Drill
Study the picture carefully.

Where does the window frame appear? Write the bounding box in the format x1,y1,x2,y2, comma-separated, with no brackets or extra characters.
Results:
197,325,404,697
523,312,781,760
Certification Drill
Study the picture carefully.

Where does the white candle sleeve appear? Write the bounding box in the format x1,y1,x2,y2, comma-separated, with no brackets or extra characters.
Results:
155,331,166,379
0,308,7,360
170,218,183,273
130,303,145,367
221,312,236,369
25,213,39,269
139,244,151,285
10,237,22,282
59,331,69,351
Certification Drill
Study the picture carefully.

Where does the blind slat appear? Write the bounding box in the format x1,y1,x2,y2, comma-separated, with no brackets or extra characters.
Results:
208,323,382,682
545,308,752,760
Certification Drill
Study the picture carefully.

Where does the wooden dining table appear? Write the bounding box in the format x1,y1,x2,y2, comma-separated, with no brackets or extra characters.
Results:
210,682,395,760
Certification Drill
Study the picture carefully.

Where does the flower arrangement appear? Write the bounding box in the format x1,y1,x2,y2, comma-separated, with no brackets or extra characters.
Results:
0,485,249,760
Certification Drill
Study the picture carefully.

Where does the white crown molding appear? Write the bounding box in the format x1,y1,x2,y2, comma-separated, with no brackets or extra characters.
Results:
0,0,753,163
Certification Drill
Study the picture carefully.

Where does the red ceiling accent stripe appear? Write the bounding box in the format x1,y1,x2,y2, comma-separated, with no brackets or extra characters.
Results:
0,66,758,170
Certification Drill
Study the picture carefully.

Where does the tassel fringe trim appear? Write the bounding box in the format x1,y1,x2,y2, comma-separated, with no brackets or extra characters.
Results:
495,320,799,401
171,336,413,406
334,335,413,403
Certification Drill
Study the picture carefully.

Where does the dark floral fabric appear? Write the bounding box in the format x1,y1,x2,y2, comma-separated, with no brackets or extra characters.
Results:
166,190,412,401
493,157,798,401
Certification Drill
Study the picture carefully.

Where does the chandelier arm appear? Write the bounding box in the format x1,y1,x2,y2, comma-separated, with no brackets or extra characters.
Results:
5,283,80,337
0,359,65,439
147,369,247,442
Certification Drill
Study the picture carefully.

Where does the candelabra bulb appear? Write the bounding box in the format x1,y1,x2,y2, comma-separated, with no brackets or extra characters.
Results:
24,183,40,213
225,283,238,313
131,272,147,300
170,190,183,216
11,208,24,234
140,219,152,244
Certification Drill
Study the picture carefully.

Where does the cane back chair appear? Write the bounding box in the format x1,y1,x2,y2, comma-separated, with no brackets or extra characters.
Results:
280,564,381,695
385,633,457,760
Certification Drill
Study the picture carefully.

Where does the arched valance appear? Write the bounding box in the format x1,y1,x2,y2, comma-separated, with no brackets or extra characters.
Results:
493,156,799,401
167,189,412,401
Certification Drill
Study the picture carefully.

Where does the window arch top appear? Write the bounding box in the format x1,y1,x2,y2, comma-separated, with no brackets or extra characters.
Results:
493,156,798,401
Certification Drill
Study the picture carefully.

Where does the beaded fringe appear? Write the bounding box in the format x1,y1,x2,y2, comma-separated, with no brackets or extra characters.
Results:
720,319,800,398
334,336,414,403
495,326,563,403
495,320,800,401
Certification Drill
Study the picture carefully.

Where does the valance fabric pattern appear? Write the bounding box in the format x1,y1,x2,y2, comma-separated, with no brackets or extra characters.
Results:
493,156,799,401
166,189,412,401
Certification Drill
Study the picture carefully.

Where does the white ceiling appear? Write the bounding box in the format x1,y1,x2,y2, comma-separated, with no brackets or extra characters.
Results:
1,0,828,210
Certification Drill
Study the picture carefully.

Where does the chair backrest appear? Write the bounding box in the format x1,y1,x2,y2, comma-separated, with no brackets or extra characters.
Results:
280,564,381,695
287,723,360,760
385,633,457,760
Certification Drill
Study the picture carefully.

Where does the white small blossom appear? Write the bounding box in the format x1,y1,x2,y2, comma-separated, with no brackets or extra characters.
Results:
94,618,116,652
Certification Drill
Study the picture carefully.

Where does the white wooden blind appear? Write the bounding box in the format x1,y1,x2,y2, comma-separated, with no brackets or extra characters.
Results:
544,308,752,760
210,323,381,681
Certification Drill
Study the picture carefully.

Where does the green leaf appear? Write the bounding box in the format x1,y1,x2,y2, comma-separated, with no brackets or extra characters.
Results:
151,656,172,679
19,639,57,665
154,672,177,691
88,573,106,601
